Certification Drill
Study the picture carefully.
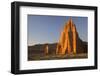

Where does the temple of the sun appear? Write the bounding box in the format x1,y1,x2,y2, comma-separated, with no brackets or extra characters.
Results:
56,18,78,55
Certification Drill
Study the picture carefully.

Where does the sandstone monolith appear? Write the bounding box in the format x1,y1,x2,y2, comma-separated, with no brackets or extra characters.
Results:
56,18,85,55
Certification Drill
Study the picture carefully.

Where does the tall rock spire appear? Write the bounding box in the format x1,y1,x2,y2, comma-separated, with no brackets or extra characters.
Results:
56,18,78,55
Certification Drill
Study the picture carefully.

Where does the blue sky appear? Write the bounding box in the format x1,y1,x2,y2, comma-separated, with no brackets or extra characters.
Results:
28,15,88,46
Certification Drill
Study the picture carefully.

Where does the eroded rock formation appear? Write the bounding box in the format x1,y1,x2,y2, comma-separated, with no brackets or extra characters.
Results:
44,44,49,55
56,18,85,55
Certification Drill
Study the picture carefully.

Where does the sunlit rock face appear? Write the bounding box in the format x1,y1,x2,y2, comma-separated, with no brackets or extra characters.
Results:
44,44,49,55
56,18,83,55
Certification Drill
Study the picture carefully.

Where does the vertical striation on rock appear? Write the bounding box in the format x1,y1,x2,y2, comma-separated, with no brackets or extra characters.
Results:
56,18,82,55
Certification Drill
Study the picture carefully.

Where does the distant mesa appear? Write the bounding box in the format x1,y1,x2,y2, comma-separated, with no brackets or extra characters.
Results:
28,43,57,55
